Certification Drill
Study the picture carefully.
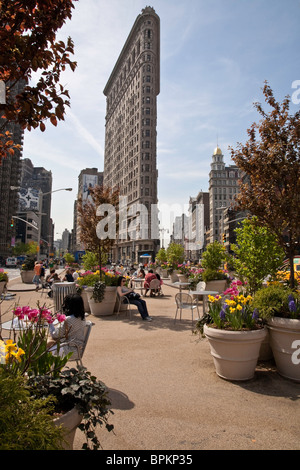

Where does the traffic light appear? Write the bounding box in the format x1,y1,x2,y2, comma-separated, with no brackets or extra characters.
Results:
10,218,14,227
222,233,226,244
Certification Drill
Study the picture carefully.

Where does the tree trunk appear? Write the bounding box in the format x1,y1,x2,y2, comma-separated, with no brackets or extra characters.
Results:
289,252,295,289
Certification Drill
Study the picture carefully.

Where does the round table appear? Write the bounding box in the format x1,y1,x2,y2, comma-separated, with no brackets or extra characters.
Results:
188,290,218,315
52,282,77,313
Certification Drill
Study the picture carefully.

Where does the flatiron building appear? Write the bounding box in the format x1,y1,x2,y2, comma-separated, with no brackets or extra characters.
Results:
103,7,160,263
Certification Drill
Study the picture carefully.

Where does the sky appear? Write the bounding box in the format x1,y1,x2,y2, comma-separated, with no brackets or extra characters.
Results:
23,0,300,243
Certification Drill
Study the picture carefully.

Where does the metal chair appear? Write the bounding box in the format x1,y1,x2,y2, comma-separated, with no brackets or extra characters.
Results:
116,292,138,319
174,293,198,325
149,278,163,296
67,320,93,367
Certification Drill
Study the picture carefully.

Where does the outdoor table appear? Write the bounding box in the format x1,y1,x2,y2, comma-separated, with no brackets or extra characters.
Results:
188,290,218,315
172,281,191,292
52,282,76,313
131,277,145,295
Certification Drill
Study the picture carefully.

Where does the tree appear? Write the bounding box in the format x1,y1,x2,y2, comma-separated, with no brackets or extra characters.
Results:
231,216,285,294
231,82,300,288
77,185,120,276
166,243,184,269
155,247,167,264
0,0,78,164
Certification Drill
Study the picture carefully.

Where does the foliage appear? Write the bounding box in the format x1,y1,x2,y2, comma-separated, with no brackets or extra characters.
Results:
196,291,261,335
91,281,106,303
166,243,185,270
252,284,299,320
230,82,300,288
64,253,75,265
230,216,285,294
82,251,101,271
0,269,8,283
21,258,35,271
0,0,77,164
12,242,38,257
155,248,167,264
77,185,120,274
28,366,114,450
0,370,66,450
201,241,227,273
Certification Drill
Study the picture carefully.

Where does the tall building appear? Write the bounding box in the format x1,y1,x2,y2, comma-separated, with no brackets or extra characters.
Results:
0,81,24,262
17,158,53,258
208,146,240,243
103,6,160,263
74,168,103,251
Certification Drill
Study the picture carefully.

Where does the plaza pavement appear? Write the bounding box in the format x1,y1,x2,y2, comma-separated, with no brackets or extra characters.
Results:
1,273,299,451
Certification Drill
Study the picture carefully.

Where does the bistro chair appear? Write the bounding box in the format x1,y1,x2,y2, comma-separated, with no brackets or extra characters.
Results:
174,293,198,325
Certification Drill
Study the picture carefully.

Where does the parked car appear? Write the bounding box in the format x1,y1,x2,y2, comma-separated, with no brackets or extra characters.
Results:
6,257,18,268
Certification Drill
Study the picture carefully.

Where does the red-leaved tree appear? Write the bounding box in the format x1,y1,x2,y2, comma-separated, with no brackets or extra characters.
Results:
0,0,78,164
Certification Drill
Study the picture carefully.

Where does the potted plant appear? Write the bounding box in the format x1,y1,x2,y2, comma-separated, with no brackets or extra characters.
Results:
166,243,184,282
0,269,8,296
253,284,300,382
177,264,192,283
78,269,120,317
201,241,229,293
20,258,35,284
196,290,266,381
0,303,114,450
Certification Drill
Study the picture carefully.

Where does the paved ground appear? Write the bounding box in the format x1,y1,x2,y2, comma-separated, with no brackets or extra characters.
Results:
1,274,299,451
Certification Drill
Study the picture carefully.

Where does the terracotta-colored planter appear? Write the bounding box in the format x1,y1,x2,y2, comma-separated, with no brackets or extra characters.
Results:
204,324,267,381
205,279,228,294
267,317,300,382
81,288,91,313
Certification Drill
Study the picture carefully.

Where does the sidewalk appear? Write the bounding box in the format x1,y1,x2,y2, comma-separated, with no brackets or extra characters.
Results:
1,277,299,450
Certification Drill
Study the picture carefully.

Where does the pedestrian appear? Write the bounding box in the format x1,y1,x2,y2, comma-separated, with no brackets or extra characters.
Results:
117,276,152,321
33,261,42,291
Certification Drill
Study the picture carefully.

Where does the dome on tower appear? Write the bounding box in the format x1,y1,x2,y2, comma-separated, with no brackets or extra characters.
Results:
213,146,222,155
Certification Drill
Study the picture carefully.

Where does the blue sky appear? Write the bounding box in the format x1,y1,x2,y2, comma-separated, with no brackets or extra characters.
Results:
23,0,300,241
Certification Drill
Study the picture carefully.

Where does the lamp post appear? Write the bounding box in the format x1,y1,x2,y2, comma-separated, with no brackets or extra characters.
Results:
37,188,72,261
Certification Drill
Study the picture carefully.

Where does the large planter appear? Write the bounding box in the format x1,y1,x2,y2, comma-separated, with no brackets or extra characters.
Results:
81,288,91,313
87,286,117,317
0,280,7,295
21,270,35,284
204,324,267,381
205,279,228,294
169,271,179,283
267,317,300,382
178,274,188,283
53,407,82,450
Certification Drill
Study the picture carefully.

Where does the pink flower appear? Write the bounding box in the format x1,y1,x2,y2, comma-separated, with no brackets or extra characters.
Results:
56,314,66,323
13,307,24,319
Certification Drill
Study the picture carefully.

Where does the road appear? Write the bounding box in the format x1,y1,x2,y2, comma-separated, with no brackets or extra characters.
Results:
3,268,22,281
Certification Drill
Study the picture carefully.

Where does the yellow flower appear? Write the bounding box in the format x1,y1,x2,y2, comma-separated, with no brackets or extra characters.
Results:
4,339,17,354
11,347,25,363
236,304,243,311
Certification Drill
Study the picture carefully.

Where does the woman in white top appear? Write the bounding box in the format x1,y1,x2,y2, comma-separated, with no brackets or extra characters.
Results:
49,293,86,359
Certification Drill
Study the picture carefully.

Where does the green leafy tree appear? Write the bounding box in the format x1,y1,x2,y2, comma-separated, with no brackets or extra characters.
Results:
0,0,77,164
231,82,300,288
231,217,285,294
166,242,184,269
155,247,167,264
201,241,227,282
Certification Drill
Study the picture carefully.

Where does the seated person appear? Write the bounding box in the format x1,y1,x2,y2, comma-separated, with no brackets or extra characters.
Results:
48,293,87,358
117,276,152,322
45,269,60,286
70,268,79,281
143,269,157,296
62,269,74,282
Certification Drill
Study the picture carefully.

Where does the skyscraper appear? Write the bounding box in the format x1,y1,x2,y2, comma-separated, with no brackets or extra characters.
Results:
208,146,240,243
103,7,160,263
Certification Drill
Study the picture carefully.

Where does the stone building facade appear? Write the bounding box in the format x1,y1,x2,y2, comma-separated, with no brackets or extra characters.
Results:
103,7,160,263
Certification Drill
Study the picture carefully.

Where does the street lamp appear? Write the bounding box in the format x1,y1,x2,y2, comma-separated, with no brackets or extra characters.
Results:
37,188,72,261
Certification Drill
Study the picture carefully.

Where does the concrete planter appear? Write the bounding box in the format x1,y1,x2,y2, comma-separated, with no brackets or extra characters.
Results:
81,288,91,314
87,286,117,316
21,270,35,284
267,317,300,382
205,279,228,294
54,407,82,450
0,280,7,295
204,324,267,381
